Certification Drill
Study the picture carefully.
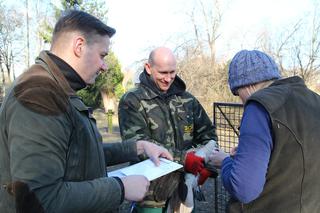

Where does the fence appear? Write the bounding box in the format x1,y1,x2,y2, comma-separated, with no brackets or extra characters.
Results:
213,102,243,212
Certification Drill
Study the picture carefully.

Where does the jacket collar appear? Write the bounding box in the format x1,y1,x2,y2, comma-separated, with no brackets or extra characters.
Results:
138,69,186,100
47,52,86,91
35,51,78,96
270,76,305,87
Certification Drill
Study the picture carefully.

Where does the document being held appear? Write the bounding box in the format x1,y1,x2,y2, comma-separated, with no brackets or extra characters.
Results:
108,158,183,181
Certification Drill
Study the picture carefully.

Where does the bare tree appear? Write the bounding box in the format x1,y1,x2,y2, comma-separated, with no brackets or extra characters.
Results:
175,0,237,116
25,0,30,67
0,4,23,84
255,2,320,90
188,0,222,64
254,22,300,72
0,54,5,99
200,0,222,64
293,10,320,84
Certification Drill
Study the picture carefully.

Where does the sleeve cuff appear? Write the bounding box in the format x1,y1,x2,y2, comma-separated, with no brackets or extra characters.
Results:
222,156,233,168
113,177,125,204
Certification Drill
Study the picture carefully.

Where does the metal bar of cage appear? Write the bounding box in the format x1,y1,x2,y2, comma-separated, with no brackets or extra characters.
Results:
213,102,243,213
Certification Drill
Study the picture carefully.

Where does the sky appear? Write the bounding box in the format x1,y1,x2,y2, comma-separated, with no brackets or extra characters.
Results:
3,0,316,76
104,0,314,69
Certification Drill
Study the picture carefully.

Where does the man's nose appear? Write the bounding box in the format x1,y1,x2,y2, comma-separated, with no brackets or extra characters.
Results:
100,62,108,73
164,76,171,82
164,74,173,82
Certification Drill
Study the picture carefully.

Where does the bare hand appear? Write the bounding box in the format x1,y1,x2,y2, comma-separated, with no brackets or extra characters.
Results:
136,140,173,166
208,149,230,168
121,175,150,201
230,146,238,157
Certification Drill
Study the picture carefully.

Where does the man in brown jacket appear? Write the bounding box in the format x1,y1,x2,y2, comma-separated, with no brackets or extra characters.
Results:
0,10,172,213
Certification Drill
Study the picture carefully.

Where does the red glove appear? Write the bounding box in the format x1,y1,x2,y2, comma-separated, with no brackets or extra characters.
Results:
198,168,212,185
184,151,205,175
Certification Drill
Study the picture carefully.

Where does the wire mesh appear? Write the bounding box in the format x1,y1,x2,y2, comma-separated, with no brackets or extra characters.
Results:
213,102,243,213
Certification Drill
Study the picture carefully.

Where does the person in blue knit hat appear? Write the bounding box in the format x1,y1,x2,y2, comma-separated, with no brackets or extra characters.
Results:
209,49,320,212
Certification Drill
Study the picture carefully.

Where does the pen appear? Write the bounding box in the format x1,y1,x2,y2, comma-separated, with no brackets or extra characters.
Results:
129,201,136,213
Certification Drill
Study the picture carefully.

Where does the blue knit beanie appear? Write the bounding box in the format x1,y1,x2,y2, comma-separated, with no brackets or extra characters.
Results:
228,50,281,95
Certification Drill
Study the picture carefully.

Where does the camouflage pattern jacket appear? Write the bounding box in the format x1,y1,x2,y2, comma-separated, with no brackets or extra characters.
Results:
0,51,139,213
119,70,218,160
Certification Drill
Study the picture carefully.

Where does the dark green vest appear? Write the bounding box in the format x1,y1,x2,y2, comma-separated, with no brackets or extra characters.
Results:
230,76,320,213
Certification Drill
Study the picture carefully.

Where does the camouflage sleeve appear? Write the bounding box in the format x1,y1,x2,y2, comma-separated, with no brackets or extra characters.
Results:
192,97,218,146
118,92,157,144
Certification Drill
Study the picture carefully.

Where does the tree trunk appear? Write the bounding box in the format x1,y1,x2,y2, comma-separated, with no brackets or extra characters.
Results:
26,0,30,68
100,91,115,113
100,91,116,133
0,62,5,99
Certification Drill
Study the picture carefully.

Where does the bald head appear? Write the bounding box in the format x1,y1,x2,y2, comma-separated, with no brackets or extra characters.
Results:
145,47,177,92
148,47,176,67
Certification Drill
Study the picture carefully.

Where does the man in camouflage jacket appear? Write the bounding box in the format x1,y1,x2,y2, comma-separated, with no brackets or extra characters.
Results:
118,47,218,212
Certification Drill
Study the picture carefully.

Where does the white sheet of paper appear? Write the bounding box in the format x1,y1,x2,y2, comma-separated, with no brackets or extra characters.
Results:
108,158,183,181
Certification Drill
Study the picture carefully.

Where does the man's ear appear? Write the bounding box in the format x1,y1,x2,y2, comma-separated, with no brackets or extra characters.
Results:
73,36,85,57
145,63,152,75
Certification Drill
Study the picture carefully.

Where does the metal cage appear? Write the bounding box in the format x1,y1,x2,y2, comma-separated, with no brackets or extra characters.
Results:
213,102,243,212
